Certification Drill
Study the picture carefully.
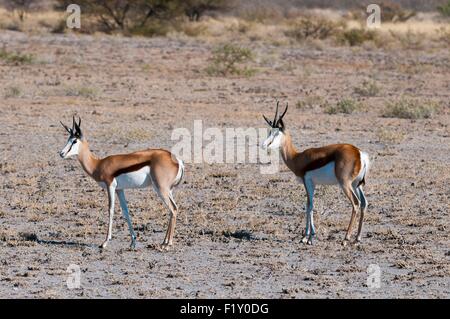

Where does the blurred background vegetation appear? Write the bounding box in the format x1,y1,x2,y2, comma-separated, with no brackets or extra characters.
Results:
0,0,448,50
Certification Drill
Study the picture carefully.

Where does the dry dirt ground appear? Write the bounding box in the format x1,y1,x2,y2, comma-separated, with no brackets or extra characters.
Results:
0,31,449,298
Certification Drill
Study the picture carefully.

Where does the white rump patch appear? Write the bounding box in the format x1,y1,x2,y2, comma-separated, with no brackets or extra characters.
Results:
353,151,370,187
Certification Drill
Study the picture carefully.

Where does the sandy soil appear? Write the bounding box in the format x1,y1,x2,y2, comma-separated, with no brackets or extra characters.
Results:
0,31,449,298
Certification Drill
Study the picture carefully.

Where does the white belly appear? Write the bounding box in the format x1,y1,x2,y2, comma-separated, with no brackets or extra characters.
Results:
304,161,339,185
98,166,152,190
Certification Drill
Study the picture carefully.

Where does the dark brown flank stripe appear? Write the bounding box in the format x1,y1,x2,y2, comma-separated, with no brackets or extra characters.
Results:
87,148,178,186
282,136,362,183
301,154,336,178
113,161,152,177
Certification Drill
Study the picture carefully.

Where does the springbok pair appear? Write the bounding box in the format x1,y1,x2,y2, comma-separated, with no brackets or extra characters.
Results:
59,104,369,248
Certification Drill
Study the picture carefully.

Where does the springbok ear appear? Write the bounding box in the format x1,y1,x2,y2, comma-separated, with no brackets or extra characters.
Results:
278,118,285,131
73,116,82,137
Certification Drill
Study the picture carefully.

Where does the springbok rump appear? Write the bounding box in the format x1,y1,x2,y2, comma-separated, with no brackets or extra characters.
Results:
262,102,370,245
59,117,185,249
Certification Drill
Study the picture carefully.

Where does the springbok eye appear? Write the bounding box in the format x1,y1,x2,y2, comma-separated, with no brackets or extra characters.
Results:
72,140,77,144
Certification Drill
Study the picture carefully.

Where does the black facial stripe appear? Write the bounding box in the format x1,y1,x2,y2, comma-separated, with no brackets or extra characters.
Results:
66,140,76,154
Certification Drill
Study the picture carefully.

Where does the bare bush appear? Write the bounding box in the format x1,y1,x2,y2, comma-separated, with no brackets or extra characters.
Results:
379,0,416,22
4,0,34,21
184,0,232,21
55,0,232,33
285,18,343,41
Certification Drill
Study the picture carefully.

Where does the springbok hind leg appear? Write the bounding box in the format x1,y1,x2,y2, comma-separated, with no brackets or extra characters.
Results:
153,184,177,248
161,189,177,248
341,182,360,246
356,186,368,242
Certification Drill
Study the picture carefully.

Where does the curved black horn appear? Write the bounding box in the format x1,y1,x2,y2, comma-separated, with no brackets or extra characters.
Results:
263,114,273,127
77,116,81,128
278,103,288,122
72,116,76,130
60,121,71,134
273,100,279,125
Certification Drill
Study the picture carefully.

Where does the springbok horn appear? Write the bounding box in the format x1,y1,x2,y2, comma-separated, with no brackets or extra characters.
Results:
278,103,288,122
263,114,272,127
60,121,71,134
273,101,279,125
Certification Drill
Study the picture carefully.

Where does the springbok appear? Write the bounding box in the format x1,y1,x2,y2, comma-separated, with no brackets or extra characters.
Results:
59,116,184,249
262,102,370,245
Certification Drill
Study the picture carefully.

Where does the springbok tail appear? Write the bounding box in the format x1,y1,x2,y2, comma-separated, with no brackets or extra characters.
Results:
358,151,370,187
173,157,185,188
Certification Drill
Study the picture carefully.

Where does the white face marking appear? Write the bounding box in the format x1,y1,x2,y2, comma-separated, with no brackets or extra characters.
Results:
59,137,81,158
262,128,284,150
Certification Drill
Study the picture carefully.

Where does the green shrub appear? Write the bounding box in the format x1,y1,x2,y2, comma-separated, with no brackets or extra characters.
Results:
326,98,361,114
382,99,437,119
51,19,67,34
438,1,450,17
129,21,172,37
206,44,255,76
338,28,377,46
4,86,21,98
0,49,34,64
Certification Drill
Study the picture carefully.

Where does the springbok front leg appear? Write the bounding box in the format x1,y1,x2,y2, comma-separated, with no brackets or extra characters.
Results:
101,181,116,249
117,189,137,249
341,182,360,246
301,179,316,245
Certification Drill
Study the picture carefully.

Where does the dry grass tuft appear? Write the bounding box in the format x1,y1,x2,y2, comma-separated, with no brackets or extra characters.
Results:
353,80,380,97
377,128,406,144
0,48,34,64
382,98,438,119
63,86,97,99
